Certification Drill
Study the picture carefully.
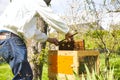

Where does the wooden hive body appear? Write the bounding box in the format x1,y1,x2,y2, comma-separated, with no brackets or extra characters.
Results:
48,40,100,80
48,50,99,80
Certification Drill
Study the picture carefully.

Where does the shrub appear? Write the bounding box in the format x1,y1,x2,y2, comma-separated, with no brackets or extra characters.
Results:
81,64,114,80
110,58,120,79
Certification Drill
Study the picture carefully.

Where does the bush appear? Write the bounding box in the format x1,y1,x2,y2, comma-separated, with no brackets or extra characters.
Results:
110,57,120,79
81,64,114,80
116,47,120,55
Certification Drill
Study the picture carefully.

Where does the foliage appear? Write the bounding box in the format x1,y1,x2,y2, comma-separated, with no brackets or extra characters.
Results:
99,53,120,80
81,64,114,80
32,49,48,66
110,56,120,79
72,63,114,80
30,48,48,80
84,30,120,53
42,64,48,80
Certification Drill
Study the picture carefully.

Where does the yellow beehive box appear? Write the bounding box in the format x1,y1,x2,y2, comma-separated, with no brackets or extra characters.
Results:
48,50,99,80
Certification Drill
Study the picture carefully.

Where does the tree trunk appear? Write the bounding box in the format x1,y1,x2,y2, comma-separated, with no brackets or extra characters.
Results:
28,1,51,79
27,16,48,80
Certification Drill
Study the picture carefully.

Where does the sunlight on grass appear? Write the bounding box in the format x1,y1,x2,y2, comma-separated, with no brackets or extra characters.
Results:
0,63,13,80
42,64,48,80
0,63,48,80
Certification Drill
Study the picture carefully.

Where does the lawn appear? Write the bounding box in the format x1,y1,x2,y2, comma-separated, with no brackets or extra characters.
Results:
0,63,48,80
0,63,13,80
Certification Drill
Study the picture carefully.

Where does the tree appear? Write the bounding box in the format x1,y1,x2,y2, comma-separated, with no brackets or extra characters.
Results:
27,1,51,80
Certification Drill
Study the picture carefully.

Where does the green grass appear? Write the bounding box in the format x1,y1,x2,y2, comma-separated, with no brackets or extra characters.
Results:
42,64,48,80
0,63,13,80
0,63,48,80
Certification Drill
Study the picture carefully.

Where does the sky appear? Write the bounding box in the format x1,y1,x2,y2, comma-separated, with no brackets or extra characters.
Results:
0,0,9,15
0,0,69,15
0,0,103,15
51,0,69,14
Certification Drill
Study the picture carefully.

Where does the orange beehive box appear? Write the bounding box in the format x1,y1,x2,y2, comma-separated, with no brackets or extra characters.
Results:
48,50,99,80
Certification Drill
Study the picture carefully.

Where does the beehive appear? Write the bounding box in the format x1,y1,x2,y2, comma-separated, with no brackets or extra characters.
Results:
48,50,99,80
59,40,85,50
